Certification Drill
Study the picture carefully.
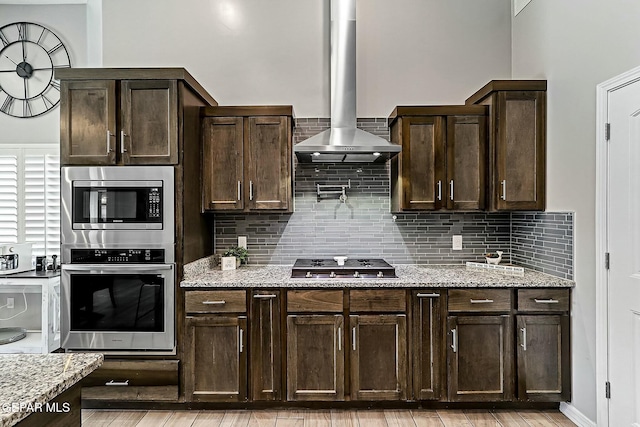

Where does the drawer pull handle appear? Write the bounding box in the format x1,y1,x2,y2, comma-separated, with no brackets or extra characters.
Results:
417,293,440,298
521,327,527,351
239,328,244,353
451,328,457,353
337,327,341,351
253,294,277,299
470,299,494,304
105,380,129,386
202,300,226,305
534,298,559,304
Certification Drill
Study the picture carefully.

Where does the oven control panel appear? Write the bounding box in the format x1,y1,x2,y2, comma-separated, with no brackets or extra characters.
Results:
148,188,161,219
70,249,165,263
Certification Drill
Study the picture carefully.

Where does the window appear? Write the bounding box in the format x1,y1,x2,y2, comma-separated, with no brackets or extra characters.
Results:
0,145,60,257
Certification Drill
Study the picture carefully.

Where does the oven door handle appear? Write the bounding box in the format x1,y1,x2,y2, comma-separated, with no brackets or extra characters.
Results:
62,264,174,272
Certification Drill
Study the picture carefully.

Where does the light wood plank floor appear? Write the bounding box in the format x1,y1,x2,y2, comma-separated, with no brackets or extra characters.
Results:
81,409,576,427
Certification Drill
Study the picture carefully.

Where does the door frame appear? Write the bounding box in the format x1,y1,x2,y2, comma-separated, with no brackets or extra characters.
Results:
595,64,640,427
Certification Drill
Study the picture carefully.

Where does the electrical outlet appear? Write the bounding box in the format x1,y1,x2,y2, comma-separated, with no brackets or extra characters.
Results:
238,236,247,249
6,298,14,309
452,235,463,251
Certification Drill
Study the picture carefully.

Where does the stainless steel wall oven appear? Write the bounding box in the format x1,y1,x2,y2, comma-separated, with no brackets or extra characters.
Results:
61,166,176,352
61,247,175,352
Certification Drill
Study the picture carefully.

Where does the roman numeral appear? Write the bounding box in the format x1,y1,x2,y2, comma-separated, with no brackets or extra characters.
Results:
47,43,63,55
23,99,32,117
0,30,8,47
41,94,55,109
1,96,15,114
17,23,27,41
49,80,61,91
37,27,48,45
53,63,71,69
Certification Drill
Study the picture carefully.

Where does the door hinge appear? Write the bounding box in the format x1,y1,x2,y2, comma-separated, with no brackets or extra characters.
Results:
605,252,610,270
605,123,611,141
606,381,611,399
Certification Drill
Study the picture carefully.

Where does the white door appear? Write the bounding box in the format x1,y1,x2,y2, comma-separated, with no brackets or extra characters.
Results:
608,77,640,427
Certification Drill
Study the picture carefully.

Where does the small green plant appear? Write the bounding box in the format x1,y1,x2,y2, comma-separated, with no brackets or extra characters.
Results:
223,246,249,263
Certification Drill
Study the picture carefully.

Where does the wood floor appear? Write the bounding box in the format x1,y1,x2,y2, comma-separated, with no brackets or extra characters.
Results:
81,409,576,426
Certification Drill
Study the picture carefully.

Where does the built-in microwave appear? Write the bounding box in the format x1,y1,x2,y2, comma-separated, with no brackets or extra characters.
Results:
61,166,174,252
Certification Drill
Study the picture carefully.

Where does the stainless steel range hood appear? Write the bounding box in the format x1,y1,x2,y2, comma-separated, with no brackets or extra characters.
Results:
294,0,401,163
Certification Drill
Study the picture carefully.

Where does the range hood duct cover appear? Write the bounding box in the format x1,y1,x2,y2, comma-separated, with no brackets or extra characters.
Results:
294,0,401,163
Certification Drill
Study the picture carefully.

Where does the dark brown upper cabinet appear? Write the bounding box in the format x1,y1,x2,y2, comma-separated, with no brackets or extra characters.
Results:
57,68,217,166
201,106,293,213
389,106,487,212
466,80,546,211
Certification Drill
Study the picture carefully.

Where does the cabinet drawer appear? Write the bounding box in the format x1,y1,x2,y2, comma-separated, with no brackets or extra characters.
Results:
287,290,343,312
448,289,511,312
517,289,570,312
82,360,179,387
185,290,247,313
350,289,406,312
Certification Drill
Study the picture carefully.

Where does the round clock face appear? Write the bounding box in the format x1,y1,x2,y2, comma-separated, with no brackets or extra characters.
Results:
0,22,71,118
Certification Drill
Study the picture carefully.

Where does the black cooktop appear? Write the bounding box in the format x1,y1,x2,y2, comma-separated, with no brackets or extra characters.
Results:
291,258,396,279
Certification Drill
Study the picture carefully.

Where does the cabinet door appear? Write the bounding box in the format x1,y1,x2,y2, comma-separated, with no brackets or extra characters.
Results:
516,315,570,402
286,315,344,401
400,116,446,210
202,117,244,211
350,314,407,400
446,114,486,210
121,80,178,165
448,315,513,401
245,116,291,211
184,316,247,402
412,291,444,400
495,91,546,210
60,80,116,165
250,290,282,401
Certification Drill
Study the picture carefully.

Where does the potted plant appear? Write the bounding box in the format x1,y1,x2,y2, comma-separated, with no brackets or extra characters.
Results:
221,246,248,270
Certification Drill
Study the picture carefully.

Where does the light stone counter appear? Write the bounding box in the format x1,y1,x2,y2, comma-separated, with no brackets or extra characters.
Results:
0,353,103,427
181,262,574,288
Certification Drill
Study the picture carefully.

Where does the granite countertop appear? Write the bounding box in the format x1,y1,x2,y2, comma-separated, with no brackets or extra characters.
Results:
181,263,575,288
0,353,103,427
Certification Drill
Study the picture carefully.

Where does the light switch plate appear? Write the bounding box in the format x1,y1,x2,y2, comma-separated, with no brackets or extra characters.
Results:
452,235,463,251
238,236,247,249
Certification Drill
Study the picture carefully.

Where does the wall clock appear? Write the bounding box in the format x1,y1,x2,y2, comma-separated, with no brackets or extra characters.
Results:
0,22,71,118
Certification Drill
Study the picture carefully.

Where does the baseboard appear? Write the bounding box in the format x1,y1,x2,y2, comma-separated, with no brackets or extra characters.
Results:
560,402,597,427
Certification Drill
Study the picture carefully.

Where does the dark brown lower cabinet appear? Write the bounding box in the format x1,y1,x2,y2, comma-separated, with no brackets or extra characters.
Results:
448,315,513,402
250,290,282,401
350,314,407,400
516,315,570,402
286,315,344,401
412,290,444,400
184,316,247,402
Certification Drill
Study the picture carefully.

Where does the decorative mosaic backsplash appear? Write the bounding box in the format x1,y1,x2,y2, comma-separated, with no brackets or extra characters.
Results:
511,212,574,279
212,118,574,279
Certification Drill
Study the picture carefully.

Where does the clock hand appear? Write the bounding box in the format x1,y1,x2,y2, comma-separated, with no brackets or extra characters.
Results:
4,55,19,66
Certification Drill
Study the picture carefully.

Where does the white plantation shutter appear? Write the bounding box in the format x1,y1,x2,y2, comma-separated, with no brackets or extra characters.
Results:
0,155,19,244
25,154,60,256
0,146,60,257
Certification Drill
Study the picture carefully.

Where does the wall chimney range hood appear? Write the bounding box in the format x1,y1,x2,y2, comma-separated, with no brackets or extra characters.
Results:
294,0,401,163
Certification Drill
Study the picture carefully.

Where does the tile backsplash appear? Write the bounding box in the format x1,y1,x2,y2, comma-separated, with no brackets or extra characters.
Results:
212,118,574,279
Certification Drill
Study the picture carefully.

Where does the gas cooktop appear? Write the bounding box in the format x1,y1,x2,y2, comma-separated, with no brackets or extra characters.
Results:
291,258,396,279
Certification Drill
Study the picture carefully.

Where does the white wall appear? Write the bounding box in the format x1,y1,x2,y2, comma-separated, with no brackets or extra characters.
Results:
512,0,640,422
100,0,511,117
0,4,87,144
